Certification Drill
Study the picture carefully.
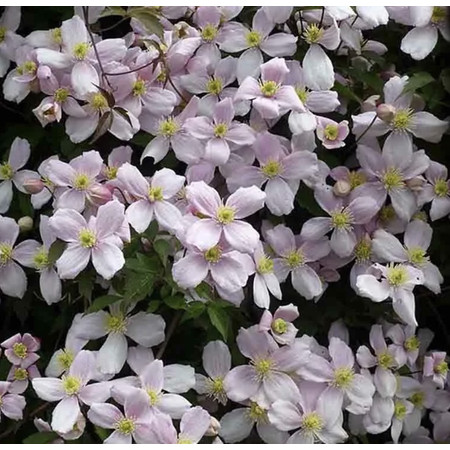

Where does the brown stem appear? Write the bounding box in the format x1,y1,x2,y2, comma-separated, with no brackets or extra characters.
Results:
155,310,182,359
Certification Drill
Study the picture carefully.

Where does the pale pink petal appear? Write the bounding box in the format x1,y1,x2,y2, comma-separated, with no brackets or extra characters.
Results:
56,243,90,279
92,242,124,280
51,396,80,434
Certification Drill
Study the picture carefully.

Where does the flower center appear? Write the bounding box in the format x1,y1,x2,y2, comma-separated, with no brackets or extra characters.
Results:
377,351,395,369
14,367,28,381
348,171,366,189
206,376,226,403
206,77,223,95
382,167,404,191
435,361,448,376
33,248,50,270
434,179,449,197
17,60,37,76
272,318,288,334
285,250,304,268
259,80,279,97
246,30,262,47
73,42,91,60
410,391,425,408
90,92,108,111
0,26,7,43
62,375,82,395
51,28,62,44
431,6,446,23
257,256,274,274
354,238,372,262
105,314,127,334
132,79,147,97
146,389,161,406
394,400,407,420
331,210,352,230
0,163,14,180
386,264,408,287
105,166,118,180
379,205,396,223
407,247,428,265
57,349,75,370
261,160,281,178
303,23,324,44
204,245,222,263
214,122,228,138
73,173,91,190
116,417,136,435
13,342,28,359
159,118,179,137
404,336,420,352
201,24,218,42
177,438,193,444
333,367,354,389
391,108,413,131
216,206,235,224
295,87,308,104
148,186,164,202
0,243,13,266
248,402,267,422
301,412,323,433
54,87,69,103
253,358,274,380
324,124,339,141
78,229,97,248
413,210,427,222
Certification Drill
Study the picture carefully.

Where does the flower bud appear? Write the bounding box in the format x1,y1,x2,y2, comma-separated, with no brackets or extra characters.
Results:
376,103,396,122
406,177,424,192
23,178,45,194
333,180,351,197
18,216,34,232
87,184,113,207
205,417,221,437
361,95,380,112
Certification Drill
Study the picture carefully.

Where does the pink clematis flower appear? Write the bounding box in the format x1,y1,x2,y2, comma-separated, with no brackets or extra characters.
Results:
423,352,448,389
0,7,24,77
49,200,127,280
185,181,265,253
7,363,40,394
316,117,349,149
259,304,299,345
235,58,305,120
0,137,31,213
32,350,111,434
1,333,40,368
184,98,255,166
88,389,153,444
385,323,421,368
117,163,185,234
0,381,26,422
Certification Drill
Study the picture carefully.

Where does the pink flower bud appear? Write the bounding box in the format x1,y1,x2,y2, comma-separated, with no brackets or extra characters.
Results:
406,177,424,192
87,184,113,206
205,417,221,437
23,178,45,194
376,103,396,122
18,216,34,232
333,180,351,197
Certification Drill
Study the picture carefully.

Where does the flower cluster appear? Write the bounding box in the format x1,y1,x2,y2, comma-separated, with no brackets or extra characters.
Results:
0,5,449,444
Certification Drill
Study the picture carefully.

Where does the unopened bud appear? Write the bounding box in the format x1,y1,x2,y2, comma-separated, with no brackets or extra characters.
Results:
23,178,45,194
376,103,396,122
333,180,351,197
361,95,380,112
18,216,33,232
406,177,424,192
141,237,152,253
87,184,113,206
205,417,221,437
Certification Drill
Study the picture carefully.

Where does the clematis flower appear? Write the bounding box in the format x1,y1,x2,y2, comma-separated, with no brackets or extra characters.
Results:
302,186,377,257
0,7,24,77
316,117,349,149
88,389,153,444
235,58,305,120
147,406,211,444
49,200,127,280
385,324,421,368
184,98,255,166
117,164,185,234
372,219,443,294
356,262,424,326
423,352,448,389
0,381,26,421
226,132,318,216
266,224,330,300
7,363,40,394
259,304,299,345
185,181,265,253
72,305,165,375
32,350,111,434
223,326,310,408
1,333,40,368
269,380,348,443
195,340,231,405
0,137,31,213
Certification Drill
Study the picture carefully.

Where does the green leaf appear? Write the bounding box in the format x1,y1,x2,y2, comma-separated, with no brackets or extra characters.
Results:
47,239,66,264
125,253,160,273
440,68,450,94
333,82,362,104
404,72,435,93
23,432,58,444
101,6,127,17
124,272,155,302
164,295,186,310
207,304,231,341
195,282,214,301
129,8,163,38
147,300,161,313
154,239,171,266
77,271,95,302
87,295,122,313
